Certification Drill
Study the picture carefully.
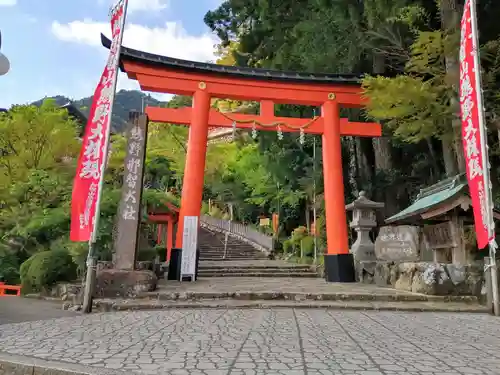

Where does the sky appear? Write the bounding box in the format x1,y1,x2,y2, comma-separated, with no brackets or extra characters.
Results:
0,0,223,108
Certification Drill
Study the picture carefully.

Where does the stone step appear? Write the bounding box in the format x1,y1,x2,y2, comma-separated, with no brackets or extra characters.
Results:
199,248,261,253
200,252,267,257
200,253,267,260
138,287,480,303
199,250,264,254
199,257,268,261
197,272,318,278
199,259,268,262
198,265,312,270
200,246,262,250
199,240,258,246
93,298,488,314
200,254,268,260
197,269,315,274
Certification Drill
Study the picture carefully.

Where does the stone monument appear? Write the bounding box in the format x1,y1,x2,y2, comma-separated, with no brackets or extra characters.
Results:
375,226,420,262
95,112,157,298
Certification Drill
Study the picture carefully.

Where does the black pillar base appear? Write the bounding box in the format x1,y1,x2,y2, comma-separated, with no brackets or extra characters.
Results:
324,253,355,283
167,248,182,281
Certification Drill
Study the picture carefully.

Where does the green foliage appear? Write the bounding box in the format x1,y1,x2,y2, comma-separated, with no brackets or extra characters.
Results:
137,247,158,262
0,100,80,194
0,251,21,284
282,239,293,254
291,226,308,243
300,236,315,257
20,249,77,294
280,223,316,259
155,245,167,262
4,0,500,286
363,30,455,143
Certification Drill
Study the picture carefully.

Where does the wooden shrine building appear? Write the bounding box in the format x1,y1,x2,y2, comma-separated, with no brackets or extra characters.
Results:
386,174,500,265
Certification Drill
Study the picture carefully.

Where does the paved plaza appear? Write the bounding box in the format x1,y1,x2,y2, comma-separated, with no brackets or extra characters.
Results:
1,309,500,375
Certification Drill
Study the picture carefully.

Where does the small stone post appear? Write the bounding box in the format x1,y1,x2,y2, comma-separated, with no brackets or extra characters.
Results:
345,191,384,280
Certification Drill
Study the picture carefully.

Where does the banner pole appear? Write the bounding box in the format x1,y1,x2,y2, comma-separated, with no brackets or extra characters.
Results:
469,0,499,316
82,0,129,314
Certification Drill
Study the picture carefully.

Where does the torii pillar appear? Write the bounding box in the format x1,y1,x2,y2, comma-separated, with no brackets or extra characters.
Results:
321,99,353,282
175,89,210,248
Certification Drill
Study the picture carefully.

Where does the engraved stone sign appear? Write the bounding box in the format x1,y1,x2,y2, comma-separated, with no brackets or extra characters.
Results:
114,112,148,270
422,222,457,250
375,225,420,261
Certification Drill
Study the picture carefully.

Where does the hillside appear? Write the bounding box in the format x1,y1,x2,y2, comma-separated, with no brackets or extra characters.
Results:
32,90,167,133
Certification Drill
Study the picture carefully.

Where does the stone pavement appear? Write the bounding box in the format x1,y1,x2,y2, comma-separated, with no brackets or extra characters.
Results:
2,309,500,375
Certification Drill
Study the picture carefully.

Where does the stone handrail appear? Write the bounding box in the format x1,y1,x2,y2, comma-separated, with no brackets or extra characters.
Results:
200,215,273,252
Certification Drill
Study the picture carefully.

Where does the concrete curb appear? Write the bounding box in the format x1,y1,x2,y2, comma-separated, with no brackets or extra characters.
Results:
0,352,134,375
92,299,488,314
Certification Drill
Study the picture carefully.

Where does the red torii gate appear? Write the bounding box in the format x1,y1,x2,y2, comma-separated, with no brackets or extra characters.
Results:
147,201,179,262
102,34,381,282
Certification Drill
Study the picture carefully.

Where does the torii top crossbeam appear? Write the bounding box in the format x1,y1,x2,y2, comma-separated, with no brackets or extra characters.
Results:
102,34,380,283
102,34,368,107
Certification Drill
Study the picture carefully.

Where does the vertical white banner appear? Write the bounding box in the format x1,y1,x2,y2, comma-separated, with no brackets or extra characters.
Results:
181,216,198,281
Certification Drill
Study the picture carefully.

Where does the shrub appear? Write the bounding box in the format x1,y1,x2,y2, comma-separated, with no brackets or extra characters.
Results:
137,247,158,262
209,206,224,218
291,226,308,243
19,255,35,292
155,245,167,262
0,251,21,284
300,236,315,257
282,239,293,254
20,249,77,294
272,239,283,254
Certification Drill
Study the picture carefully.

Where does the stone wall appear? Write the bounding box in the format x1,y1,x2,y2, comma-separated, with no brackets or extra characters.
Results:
97,260,154,272
48,283,83,302
357,261,484,296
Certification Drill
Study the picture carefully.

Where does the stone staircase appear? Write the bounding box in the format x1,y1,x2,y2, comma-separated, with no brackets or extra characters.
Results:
197,227,318,278
198,227,268,261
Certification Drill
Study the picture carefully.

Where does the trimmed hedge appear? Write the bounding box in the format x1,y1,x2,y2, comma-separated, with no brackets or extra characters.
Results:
20,249,77,294
137,245,167,262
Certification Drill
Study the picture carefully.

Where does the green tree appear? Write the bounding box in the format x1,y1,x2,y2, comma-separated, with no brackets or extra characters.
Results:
0,99,80,198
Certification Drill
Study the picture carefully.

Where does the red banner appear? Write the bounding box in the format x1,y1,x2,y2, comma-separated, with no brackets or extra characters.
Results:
460,0,491,249
70,3,126,241
272,213,279,234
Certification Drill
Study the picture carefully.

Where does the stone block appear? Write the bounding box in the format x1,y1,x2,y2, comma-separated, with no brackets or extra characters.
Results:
373,262,392,286
97,260,153,271
94,269,157,298
359,260,484,296
375,226,420,261
355,261,376,283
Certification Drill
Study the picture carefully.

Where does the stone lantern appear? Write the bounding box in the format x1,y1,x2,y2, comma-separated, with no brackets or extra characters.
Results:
345,191,384,262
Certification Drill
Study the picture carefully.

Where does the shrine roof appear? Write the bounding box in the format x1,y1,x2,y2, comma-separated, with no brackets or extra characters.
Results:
101,34,362,86
385,174,468,224
61,102,87,126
